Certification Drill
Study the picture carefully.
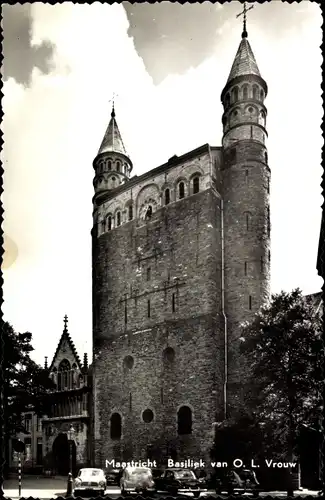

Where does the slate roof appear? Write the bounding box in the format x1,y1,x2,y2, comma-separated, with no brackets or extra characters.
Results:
98,106,128,157
227,37,261,83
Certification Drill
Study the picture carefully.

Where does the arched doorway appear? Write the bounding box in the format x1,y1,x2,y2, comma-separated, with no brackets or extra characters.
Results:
52,433,76,476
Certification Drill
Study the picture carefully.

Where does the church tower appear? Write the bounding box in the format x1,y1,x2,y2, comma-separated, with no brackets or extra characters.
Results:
93,105,133,204
91,9,271,468
221,14,271,407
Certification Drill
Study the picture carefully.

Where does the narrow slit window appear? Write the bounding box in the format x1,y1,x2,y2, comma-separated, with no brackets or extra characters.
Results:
246,213,250,231
172,293,176,312
116,212,121,227
249,295,252,310
245,169,249,183
244,262,247,276
147,299,151,318
124,302,127,324
260,257,264,272
147,267,151,281
128,205,133,221
165,189,170,205
108,216,112,231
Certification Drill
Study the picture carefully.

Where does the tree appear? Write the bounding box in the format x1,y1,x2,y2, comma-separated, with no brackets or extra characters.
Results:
2,320,55,476
239,289,323,495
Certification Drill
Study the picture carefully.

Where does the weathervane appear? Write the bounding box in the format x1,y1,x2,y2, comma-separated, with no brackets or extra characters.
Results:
236,1,254,39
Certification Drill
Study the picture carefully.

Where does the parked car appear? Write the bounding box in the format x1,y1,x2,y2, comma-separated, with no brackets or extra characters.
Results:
120,466,155,495
105,467,123,485
74,468,107,496
213,468,260,496
155,468,201,497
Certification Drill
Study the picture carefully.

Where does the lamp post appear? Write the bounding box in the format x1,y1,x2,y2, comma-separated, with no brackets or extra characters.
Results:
66,424,75,497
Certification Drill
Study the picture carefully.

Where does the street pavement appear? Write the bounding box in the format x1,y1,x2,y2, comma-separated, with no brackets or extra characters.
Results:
2,476,320,500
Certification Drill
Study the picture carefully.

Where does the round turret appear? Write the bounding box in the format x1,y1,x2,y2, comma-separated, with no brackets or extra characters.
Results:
93,106,133,198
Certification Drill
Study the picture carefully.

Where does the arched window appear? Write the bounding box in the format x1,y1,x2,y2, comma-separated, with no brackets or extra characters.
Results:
145,205,152,220
116,211,121,227
259,110,266,127
260,89,264,100
116,161,120,172
128,205,133,221
110,413,122,440
177,406,192,435
225,93,230,107
242,85,248,100
124,164,128,174
193,176,200,194
107,161,112,170
265,152,268,164
101,220,105,232
107,215,112,231
252,85,258,100
163,347,175,363
178,182,185,200
232,86,239,102
165,188,170,205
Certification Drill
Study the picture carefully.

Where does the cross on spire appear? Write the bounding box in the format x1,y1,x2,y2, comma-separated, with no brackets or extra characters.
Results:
63,314,68,332
236,1,254,39
110,92,119,118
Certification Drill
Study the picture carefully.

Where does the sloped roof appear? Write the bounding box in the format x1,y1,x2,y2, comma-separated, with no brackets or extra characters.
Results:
227,37,261,83
98,106,128,157
49,317,83,371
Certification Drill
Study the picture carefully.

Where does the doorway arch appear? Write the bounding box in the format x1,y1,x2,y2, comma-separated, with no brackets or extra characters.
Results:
52,433,76,476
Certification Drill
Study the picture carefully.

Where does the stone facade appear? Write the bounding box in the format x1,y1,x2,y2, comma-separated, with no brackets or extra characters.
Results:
42,319,92,474
92,34,271,467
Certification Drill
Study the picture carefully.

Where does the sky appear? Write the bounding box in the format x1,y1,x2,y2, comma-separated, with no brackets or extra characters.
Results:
1,1,323,366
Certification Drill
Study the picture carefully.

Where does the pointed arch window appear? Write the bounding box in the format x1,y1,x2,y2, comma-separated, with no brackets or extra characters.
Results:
177,406,192,435
110,413,122,440
116,211,121,227
193,176,200,194
178,182,185,200
165,188,170,205
107,215,112,231
242,85,248,100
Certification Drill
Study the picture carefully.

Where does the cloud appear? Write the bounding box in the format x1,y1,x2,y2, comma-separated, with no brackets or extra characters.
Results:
1,4,56,86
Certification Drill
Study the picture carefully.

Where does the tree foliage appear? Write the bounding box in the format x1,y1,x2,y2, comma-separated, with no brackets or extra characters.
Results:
2,320,56,435
239,289,323,459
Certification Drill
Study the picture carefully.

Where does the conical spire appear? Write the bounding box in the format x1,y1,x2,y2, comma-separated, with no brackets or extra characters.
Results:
98,105,128,157
227,37,261,83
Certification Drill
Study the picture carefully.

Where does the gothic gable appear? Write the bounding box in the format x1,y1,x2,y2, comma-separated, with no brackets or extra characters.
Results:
49,331,82,372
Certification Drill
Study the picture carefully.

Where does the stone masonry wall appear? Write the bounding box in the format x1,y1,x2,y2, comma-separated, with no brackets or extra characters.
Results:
92,188,226,467
222,140,270,409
